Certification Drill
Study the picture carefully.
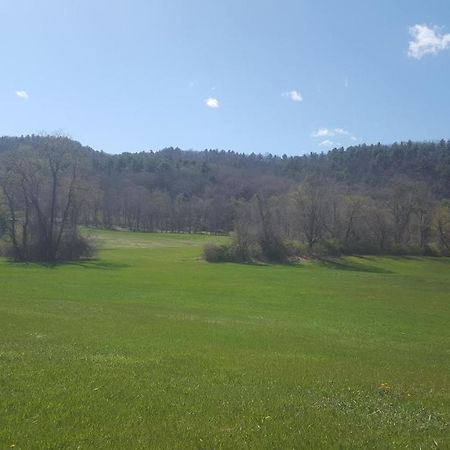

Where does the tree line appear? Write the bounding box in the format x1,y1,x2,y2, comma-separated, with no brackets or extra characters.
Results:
204,176,450,263
0,135,449,261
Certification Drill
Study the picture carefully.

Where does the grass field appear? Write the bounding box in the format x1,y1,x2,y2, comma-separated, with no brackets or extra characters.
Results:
0,229,449,449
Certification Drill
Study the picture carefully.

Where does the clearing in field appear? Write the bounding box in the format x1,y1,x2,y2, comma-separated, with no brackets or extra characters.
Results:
0,230,449,449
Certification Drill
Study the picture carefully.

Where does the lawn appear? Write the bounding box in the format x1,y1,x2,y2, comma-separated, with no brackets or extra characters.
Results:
0,229,449,449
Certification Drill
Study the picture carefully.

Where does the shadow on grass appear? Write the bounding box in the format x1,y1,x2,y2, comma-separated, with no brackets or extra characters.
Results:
317,257,394,274
383,255,450,263
7,258,130,270
223,256,394,272
67,259,131,270
202,258,271,267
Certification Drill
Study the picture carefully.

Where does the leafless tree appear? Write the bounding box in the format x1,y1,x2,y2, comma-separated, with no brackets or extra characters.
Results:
292,179,330,250
434,200,450,254
0,136,93,261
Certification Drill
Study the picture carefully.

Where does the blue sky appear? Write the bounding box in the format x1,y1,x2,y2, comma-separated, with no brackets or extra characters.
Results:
1,0,450,155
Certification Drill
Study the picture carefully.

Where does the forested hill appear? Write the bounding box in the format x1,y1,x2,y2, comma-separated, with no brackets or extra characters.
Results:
1,135,450,235
101,140,450,197
3,135,449,194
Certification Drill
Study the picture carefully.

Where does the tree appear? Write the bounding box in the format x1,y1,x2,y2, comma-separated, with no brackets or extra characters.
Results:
0,191,9,240
411,183,434,250
0,136,93,261
433,200,450,255
292,179,330,250
385,178,415,247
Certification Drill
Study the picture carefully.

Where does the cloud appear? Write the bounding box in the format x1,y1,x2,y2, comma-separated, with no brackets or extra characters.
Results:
408,24,450,59
205,97,219,108
312,127,359,146
282,90,303,102
319,140,340,148
311,127,350,138
334,128,350,136
16,90,29,100
312,128,333,137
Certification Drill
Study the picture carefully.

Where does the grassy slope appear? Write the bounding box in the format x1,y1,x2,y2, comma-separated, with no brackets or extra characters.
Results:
0,230,449,449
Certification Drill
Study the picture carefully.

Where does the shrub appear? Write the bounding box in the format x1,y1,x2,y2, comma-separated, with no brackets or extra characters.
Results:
1,230,96,262
284,240,307,258
203,243,231,262
422,244,441,257
258,235,289,262
203,240,265,263
204,238,297,264
57,233,96,260
310,240,343,257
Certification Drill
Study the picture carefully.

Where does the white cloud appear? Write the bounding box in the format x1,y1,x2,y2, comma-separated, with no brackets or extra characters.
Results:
334,128,349,136
282,90,303,102
408,24,450,59
312,128,333,137
312,127,359,145
319,140,340,148
205,97,219,108
16,90,29,100
312,127,350,138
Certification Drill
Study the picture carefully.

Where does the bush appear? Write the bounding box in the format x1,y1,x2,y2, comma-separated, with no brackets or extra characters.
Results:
204,238,297,264
203,240,264,263
1,230,96,262
203,243,231,262
422,244,441,257
258,235,289,262
57,233,96,260
284,240,307,258
311,240,343,257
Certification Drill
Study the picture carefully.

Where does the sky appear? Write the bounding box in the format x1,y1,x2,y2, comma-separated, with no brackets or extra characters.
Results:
1,0,450,155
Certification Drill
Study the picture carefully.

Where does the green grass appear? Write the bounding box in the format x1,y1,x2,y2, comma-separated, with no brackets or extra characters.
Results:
0,229,449,449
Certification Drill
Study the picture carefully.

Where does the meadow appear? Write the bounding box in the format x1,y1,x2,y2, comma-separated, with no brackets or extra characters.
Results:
0,229,449,449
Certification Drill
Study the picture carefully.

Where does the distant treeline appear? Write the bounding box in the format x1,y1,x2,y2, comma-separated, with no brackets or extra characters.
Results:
1,135,450,259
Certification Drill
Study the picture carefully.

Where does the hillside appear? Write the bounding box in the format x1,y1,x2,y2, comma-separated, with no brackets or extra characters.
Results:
2,136,450,198
1,136,450,255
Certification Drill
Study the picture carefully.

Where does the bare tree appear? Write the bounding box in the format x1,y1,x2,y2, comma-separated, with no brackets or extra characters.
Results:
292,179,330,250
385,178,416,246
0,136,93,261
434,200,450,255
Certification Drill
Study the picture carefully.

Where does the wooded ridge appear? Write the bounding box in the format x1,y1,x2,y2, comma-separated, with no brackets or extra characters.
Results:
1,135,449,259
